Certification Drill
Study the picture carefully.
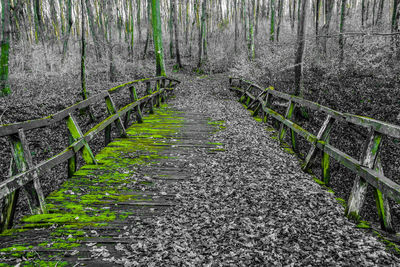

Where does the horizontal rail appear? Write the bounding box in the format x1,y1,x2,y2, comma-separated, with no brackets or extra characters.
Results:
230,77,400,139
0,76,176,137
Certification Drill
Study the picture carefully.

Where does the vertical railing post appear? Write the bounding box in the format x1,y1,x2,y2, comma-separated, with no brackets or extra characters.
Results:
1,129,48,232
68,132,77,177
302,115,335,176
279,100,296,142
105,93,127,140
66,114,97,165
127,86,143,125
146,81,154,114
346,129,382,221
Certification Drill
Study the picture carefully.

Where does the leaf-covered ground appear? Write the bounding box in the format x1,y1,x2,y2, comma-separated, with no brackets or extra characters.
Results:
95,74,399,266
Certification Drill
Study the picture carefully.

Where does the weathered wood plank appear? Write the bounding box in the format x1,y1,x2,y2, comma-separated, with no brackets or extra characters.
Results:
373,158,394,233
302,115,335,172
66,114,97,165
17,129,47,215
105,92,127,139
279,100,295,142
346,130,382,221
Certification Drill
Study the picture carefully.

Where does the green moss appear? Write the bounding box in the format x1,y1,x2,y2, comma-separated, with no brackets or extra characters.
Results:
335,197,347,208
356,220,371,229
313,177,326,185
21,260,69,267
0,245,33,252
373,231,400,255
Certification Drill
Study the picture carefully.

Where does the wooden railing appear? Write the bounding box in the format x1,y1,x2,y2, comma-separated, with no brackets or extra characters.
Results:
0,76,180,232
230,77,400,233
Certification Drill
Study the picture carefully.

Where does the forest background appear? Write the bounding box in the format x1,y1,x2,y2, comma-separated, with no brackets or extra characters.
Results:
0,0,400,240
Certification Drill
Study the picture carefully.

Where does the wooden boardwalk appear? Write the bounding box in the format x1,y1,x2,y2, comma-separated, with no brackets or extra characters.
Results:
0,105,223,266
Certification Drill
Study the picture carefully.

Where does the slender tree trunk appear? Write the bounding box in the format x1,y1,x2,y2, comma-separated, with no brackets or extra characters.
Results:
361,0,366,28
294,0,307,97
249,0,255,59
275,0,283,41
315,0,321,43
62,0,73,64
320,0,334,54
255,0,260,36
169,0,175,58
372,0,377,25
143,0,152,59
197,0,207,69
152,0,166,76
185,0,190,45
0,0,10,96
376,0,385,25
391,0,400,57
106,0,116,82
270,0,275,41
234,0,239,53
339,0,346,64
81,0,88,100
137,0,142,43
86,0,102,61
34,0,50,70
173,0,182,68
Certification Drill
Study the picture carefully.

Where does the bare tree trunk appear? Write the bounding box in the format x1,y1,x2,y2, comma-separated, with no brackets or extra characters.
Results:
234,0,239,53
294,0,307,97
106,0,116,82
320,0,334,54
152,0,166,76
0,0,10,96
169,0,175,58
86,0,102,61
61,0,73,64
275,0,283,41
339,0,346,64
270,0,275,41
143,0,152,59
173,0,182,68
197,0,207,69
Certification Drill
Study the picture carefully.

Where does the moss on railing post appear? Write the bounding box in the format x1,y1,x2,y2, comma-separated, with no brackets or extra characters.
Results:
279,100,295,142
146,82,154,114
68,133,77,178
66,114,97,165
105,93,127,138
373,158,394,233
346,130,382,222
128,86,143,124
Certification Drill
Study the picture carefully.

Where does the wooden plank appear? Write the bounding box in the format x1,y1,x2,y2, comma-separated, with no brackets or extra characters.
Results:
302,115,335,172
68,133,76,178
105,93,127,139
107,76,165,94
346,130,382,221
66,114,97,165
373,158,394,233
146,82,154,114
279,100,295,142
17,129,47,215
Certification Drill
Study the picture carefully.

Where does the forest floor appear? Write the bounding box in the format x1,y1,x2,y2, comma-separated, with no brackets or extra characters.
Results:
1,69,400,266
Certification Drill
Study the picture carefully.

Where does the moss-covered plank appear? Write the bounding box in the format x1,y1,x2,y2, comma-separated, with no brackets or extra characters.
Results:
66,114,97,165
302,115,335,172
346,130,382,221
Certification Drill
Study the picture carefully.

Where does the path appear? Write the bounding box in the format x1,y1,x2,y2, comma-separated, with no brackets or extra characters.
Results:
0,74,399,266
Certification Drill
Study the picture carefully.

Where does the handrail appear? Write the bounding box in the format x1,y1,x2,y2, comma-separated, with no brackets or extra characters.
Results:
0,76,177,137
229,77,399,233
0,76,180,232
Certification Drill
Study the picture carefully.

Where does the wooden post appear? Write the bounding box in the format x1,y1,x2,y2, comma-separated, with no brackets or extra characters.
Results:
146,81,154,114
346,129,382,221
154,80,161,108
279,100,295,142
66,114,97,165
1,129,48,232
373,158,394,233
127,86,143,125
68,132,77,177
105,93,127,138
321,134,331,184
263,88,273,123
302,115,335,172
17,129,47,215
